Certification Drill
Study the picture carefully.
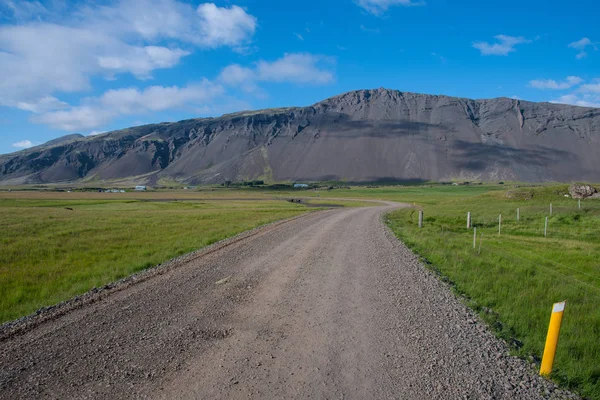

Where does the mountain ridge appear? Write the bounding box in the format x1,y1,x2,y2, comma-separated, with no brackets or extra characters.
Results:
1,88,599,185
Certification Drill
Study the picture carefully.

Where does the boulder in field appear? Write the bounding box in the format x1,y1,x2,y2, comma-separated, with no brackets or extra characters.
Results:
568,184,598,199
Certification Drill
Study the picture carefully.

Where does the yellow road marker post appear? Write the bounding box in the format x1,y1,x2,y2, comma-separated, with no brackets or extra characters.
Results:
540,301,566,376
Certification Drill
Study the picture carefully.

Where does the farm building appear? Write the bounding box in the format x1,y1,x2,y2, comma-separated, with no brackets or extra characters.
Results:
135,186,147,191
293,183,309,188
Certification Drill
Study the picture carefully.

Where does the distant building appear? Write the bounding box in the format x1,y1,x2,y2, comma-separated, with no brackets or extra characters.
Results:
293,183,309,188
135,186,147,191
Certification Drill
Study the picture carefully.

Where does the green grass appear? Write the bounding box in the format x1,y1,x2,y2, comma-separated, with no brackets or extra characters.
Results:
0,198,309,323
2,183,599,397
266,183,505,204
384,185,600,399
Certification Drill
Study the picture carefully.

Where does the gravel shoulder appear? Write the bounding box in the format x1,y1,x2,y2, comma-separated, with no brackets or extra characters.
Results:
0,203,577,399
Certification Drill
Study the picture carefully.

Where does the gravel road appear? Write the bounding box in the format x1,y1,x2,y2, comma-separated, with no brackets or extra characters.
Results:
0,204,576,399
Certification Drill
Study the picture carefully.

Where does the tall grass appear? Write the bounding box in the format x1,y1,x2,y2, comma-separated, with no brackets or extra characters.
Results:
385,186,600,399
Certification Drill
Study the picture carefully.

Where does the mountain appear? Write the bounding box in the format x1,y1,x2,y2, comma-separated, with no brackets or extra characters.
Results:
1,88,599,185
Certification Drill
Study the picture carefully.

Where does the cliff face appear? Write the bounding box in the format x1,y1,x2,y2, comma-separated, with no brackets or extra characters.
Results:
1,88,599,185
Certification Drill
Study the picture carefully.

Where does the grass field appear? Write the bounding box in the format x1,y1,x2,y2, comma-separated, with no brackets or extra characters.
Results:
1,183,599,398
0,194,315,323
381,185,600,399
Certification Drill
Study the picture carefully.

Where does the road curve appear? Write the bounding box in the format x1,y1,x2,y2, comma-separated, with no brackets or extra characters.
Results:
0,204,573,399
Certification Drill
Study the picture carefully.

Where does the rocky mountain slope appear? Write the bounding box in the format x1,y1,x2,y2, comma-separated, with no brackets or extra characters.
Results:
1,88,599,185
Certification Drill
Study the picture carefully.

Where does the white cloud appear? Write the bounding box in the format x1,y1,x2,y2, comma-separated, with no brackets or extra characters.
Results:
218,64,260,94
568,37,597,59
32,81,224,131
219,64,255,85
473,35,531,56
548,79,600,108
15,96,69,113
88,131,106,136
82,0,256,48
85,0,195,42
529,76,583,90
580,82,600,93
551,94,600,108
219,53,335,94
101,83,223,112
0,1,257,109
97,47,190,79
0,23,191,107
355,0,424,15
33,106,115,132
195,3,256,48
569,38,592,49
256,53,335,84
11,140,34,149
294,32,304,41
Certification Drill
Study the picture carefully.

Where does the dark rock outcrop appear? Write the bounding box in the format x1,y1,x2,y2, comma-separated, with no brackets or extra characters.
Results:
1,88,599,185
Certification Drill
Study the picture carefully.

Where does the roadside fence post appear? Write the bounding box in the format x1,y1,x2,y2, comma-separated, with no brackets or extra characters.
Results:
473,227,477,249
418,210,423,228
467,212,472,229
498,214,502,235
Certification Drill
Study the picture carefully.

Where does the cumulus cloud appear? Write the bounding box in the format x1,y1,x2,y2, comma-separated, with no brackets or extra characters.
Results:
549,80,600,108
218,64,260,94
551,94,600,108
15,96,69,113
11,140,34,149
0,1,257,109
580,82,600,93
568,37,597,59
529,76,583,90
354,0,424,15
219,53,335,95
473,35,531,56
33,81,224,131
97,47,191,79
195,3,257,47
81,0,256,48
0,23,190,107
257,53,335,84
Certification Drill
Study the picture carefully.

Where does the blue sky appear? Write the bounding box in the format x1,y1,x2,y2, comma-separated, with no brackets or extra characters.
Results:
0,0,598,154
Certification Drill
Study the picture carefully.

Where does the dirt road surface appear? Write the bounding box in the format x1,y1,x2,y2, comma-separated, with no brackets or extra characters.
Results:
0,204,574,399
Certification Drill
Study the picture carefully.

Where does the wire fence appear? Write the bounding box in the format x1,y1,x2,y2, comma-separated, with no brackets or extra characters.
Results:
395,203,600,299
415,219,600,298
